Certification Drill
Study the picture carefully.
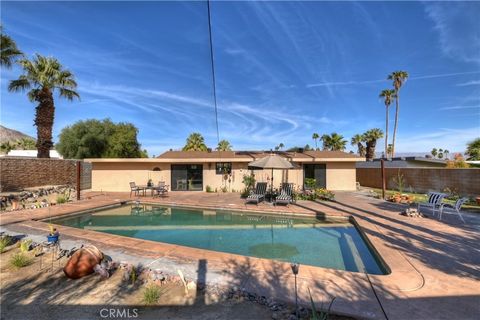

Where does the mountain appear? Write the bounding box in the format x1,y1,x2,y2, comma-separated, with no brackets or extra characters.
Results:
0,125,35,144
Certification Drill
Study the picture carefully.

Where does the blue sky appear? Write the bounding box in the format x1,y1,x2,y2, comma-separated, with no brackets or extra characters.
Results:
1,1,479,156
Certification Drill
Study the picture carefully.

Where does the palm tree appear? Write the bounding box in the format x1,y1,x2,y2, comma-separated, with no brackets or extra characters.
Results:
465,138,480,160
8,54,79,158
278,143,284,150
0,26,23,68
363,128,384,160
312,133,319,150
216,139,232,151
183,132,208,151
444,149,449,159
321,133,347,151
379,89,395,158
431,148,438,158
387,71,408,157
387,144,393,158
350,134,366,157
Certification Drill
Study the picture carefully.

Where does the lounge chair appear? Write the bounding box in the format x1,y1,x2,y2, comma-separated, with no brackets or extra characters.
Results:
246,182,268,204
275,183,294,206
439,197,468,223
417,192,446,216
129,182,146,197
154,181,169,197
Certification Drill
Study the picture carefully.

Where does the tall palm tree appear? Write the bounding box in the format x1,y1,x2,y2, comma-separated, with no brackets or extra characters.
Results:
8,54,79,158
312,133,319,150
387,144,393,158
363,128,384,160
216,139,232,151
278,143,284,150
321,133,347,151
350,134,366,157
387,70,408,157
0,26,23,68
379,89,396,158
183,132,208,151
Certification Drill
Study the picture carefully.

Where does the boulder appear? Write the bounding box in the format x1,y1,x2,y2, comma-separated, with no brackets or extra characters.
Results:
63,245,103,279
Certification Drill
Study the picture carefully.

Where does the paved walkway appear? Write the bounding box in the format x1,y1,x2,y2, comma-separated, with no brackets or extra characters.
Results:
1,191,479,319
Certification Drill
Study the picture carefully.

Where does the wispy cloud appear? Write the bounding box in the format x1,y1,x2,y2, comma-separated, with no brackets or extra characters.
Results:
439,105,480,111
424,2,480,64
456,80,480,87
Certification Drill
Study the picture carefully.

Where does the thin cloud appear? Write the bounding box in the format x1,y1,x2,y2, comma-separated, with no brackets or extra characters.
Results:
439,105,480,111
456,80,480,87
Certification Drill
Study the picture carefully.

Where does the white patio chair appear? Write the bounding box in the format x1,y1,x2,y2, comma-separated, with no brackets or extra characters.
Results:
439,197,468,223
417,192,447,216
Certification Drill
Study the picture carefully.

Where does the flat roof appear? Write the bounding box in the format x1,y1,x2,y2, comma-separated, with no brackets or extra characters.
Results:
85,150,364,163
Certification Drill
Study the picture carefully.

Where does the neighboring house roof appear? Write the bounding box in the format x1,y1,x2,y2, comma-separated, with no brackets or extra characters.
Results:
357,157,447,168
85,150,364,163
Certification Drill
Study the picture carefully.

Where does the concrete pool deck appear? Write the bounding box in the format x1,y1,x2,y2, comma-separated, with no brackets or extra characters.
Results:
1,191,479,319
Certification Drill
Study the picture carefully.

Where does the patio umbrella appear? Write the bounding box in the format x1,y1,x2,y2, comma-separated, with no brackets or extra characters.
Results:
248,154,294,195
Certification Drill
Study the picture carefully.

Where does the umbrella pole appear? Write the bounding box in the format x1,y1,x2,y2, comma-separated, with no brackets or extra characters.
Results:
271,168,274,198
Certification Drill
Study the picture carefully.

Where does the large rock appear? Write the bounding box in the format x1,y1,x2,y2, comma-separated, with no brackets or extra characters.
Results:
63,246,103,279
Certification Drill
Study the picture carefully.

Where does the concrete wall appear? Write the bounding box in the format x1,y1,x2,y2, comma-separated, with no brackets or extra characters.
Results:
0,157,77,192
357,168,480,196
90,161,358,192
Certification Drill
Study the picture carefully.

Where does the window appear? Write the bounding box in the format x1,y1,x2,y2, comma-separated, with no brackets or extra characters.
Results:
216,162,232,175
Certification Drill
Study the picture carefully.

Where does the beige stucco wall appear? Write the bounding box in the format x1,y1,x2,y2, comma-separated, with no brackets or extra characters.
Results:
326,162,357,190
90,161,357,192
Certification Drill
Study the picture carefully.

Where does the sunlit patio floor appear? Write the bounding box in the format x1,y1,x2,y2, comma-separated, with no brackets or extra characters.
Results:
1,191,479,319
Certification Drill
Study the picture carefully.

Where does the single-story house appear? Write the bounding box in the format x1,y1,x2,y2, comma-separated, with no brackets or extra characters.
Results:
86,150,364,192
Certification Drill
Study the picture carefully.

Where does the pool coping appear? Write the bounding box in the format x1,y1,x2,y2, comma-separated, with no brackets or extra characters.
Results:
0,197,428,320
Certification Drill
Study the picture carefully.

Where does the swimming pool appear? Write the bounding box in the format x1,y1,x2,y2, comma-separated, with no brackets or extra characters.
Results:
51,204,387,274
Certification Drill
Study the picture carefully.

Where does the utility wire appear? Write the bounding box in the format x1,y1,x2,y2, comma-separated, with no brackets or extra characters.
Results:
206,0,220,146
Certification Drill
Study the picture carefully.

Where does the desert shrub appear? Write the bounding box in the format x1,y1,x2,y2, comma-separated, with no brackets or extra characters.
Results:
0,236,11,253
19,239,32,252
242,174,255,193
392,170,406,194
206,185,213,193
10,252,33,268
56,195,67,204
143,284,162,305
309,288,336,320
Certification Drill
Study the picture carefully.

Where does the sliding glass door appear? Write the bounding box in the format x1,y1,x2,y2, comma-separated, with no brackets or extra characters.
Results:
303,164,326,189
171,165,203,191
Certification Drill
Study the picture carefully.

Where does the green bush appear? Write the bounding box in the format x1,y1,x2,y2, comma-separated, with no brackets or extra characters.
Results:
305,178,317,189
0,236,11,253
143,284,163,305
56,195,67,204
206,185,213,193
10,252,33,268
19,239,32,252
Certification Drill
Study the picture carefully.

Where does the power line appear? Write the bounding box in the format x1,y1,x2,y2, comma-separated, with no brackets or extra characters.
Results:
206,0,220,146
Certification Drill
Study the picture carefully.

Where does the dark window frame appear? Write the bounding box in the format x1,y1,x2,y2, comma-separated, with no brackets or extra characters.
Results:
215,162,232,175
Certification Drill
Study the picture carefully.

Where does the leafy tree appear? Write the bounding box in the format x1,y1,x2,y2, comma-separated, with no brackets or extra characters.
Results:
431,148,438,158
0,141,15,154
363,128,384,160
350,134,366,157
16,137,36,150
56,119,147,159
387,70,408,157
465,138,480,161
0,26,23,68
446,153,470,168
182,132,208,151
321,133,347,151
379,89,396,158
312,133,319,150
216,139,232,151
8,54,79,158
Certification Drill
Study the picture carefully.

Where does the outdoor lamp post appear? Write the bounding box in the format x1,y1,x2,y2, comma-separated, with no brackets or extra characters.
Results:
291,262,299,319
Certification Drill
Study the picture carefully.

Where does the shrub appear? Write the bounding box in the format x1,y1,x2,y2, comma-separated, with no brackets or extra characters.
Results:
316,188,335,201
143,284,162,305
0,236,11,253
242,174,255,193
240,188,251,198
56,195,67,204
304,178,317,189
206,185,213,193
392,170,406,194
309,287,336,320
19,239,32,252
10,252,33,268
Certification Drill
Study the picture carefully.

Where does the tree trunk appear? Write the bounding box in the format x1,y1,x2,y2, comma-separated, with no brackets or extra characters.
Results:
366,140,377,160
385,105,389,159
34,87,55,158
357,143,366,157
392,94,400,157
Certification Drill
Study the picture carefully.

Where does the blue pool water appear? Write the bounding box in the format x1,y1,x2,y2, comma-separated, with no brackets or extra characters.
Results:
51,204,387,274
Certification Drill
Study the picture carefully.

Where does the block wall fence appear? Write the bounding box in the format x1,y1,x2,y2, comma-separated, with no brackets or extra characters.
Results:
356,168,480,197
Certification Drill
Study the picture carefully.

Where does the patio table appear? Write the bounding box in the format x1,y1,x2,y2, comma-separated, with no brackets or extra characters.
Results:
137,185,155,197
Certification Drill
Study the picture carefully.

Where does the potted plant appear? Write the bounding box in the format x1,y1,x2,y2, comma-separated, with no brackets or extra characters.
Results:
47,225,60,243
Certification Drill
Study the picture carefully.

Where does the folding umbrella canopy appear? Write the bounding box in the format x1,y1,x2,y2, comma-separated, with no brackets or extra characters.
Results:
248,154,294,196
